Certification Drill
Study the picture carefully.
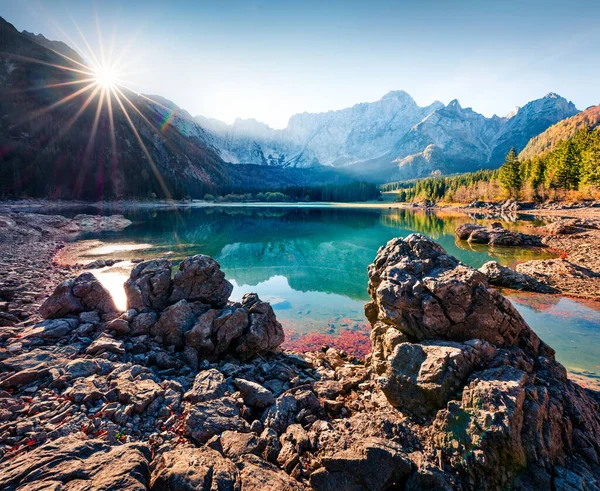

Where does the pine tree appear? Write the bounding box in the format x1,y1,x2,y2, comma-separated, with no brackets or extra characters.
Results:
498,148,522,197
550,140,579,190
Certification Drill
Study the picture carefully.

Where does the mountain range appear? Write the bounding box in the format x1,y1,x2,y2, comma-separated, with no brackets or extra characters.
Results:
195,91,579,182
0,15,584,198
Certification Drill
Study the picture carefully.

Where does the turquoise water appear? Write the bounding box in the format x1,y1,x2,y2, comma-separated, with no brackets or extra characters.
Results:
67,206,600,388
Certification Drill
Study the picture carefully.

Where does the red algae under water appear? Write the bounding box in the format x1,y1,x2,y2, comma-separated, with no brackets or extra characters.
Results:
282,321,372,358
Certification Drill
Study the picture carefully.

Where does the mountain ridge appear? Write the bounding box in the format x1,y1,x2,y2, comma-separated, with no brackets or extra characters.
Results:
195,91,578,181
519,104,600,160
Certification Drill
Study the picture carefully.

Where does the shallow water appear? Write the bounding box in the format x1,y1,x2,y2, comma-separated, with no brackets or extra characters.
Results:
61,205,600,388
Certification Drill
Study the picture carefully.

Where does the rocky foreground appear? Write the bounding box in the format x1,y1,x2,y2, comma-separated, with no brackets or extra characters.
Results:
0,217,599,490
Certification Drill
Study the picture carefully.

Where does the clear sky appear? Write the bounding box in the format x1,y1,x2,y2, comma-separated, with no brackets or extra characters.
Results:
1,0,599,128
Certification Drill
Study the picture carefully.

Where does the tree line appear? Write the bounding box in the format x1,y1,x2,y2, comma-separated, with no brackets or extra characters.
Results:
386,126,600,203
204,181,381,203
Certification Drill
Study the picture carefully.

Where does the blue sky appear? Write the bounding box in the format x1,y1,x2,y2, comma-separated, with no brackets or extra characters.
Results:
1,0,599,128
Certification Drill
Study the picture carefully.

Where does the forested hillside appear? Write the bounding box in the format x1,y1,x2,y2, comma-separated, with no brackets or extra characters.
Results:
519,105,600,160
387,125,600,203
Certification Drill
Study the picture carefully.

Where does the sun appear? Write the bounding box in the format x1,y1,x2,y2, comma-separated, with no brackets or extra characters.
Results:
93,65,119,89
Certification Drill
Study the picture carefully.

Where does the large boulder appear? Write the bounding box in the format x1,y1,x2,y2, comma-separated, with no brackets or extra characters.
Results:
169,254,233,307
39,272,117,318
235,293,285,359
125,259,172,311
365,234,600,488
365,234,534,350
185,307,249,359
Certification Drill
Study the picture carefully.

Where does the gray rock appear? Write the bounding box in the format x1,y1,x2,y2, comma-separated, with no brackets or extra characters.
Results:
151,300,196,348
150,446,240,491
218,430,267,459
365,234,534,350
237,454,304,491
0,436,149,490
39,272,117,319
235,378,275,408
309,438,412,491
169,254,233,308
235,294,285,359
455,223,542,247
262,394,298,434
86,335,125,356
125,259,172,311
377,340,494,417
130,311,158,336
184,369,228,403
479,261,558,293
184,397,250,444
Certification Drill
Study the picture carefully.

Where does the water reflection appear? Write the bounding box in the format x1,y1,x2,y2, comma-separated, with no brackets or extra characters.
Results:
59,205,599,387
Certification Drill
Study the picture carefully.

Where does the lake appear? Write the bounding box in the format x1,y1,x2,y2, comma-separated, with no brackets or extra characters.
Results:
59,205,600,389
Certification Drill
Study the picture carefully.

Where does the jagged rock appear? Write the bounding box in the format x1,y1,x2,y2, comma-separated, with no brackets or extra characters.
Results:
365,234,600,487
309,438,413,491
125,259,172,311
365,234,533,349
86,334,125,356
278,424,310,472
455,222,543,247
376,340,495,418
186,307,249,359
130,311,158,335
262,394,298,434
39,272,117,318
0,436,150,490
150,446,240,490
235,378,275,408
184,397,250,444
237,454,304,491
169,254,233,308
213,430,268,460
151,299,197,348
235,293,285,359
110,369,164,413
19,318,79,342
184,368,228,403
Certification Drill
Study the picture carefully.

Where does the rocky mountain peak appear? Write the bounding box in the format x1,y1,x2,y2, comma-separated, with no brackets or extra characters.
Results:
381,90,416,104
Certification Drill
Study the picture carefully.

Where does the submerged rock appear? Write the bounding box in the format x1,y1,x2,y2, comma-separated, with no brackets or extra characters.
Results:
478,260,559,293
455,222,543,246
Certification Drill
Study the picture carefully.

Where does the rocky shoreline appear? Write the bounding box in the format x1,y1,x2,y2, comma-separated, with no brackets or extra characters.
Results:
454,219,600,301
0,211,599,490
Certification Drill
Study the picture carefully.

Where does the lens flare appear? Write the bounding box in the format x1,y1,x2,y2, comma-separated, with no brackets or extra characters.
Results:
93,65,119,89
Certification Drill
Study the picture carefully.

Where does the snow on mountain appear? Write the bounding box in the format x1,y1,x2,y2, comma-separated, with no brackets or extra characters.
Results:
195,91,578,180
